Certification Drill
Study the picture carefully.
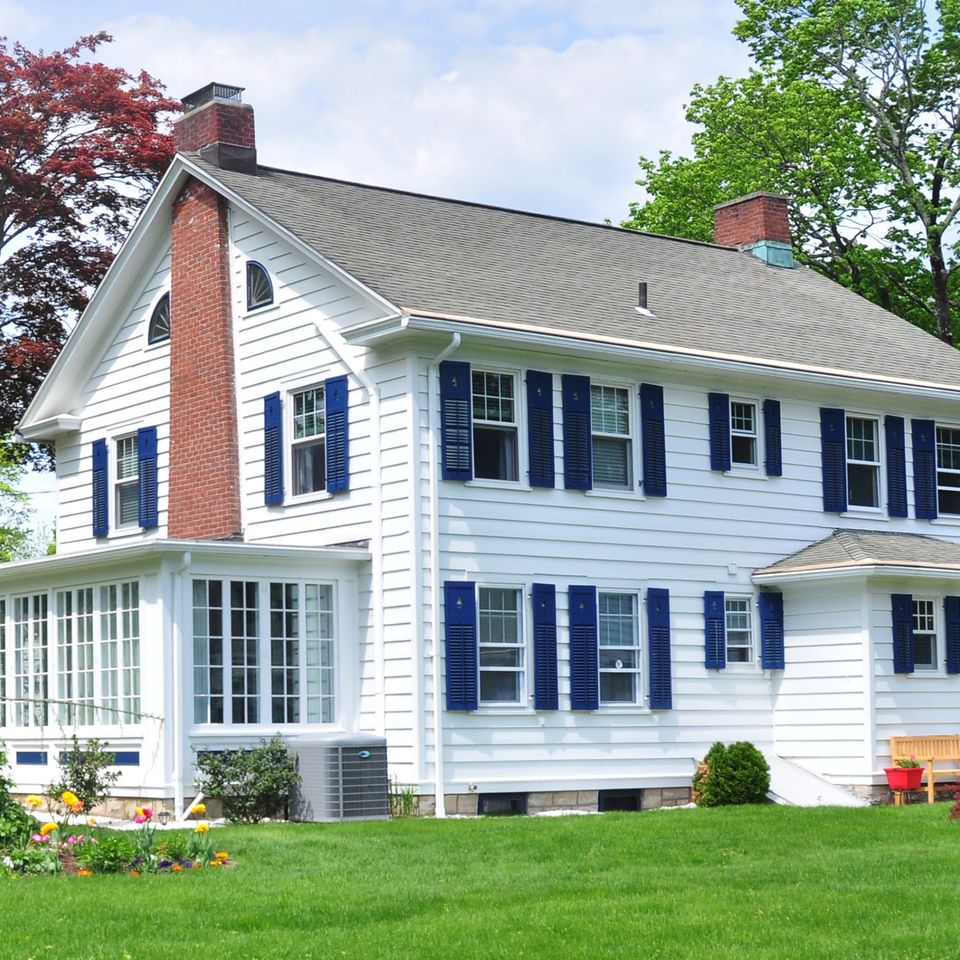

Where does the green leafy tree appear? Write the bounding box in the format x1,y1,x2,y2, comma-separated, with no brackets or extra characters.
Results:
624,0,959,343
0,436,31,561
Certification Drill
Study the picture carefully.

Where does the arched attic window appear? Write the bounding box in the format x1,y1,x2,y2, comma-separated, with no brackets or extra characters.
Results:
147,292,170,344
246,261,274,310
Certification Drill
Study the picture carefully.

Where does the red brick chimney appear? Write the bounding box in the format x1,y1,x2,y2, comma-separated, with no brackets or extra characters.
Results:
714,192,794,267
166,84,253,540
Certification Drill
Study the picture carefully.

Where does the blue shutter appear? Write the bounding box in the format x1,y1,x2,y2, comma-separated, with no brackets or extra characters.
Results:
641,383,667,496
137,426,158,528
526,371,555,488
820,408,847,513
561,374,592,490
759,592,784,670
884,416,908,518
708,393,731,471
647,587,672,709
443,581,478,711
263,392,283,506
911,419,938,519
704,591,726,669
568,585,598,710
92,439,109,538
325,375,349,492
763,399,782,477
891,593,914,674
532,583,558,710
440,361,472,481
945,597,960,675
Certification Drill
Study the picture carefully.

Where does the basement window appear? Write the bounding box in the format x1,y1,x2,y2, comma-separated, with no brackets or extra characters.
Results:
598,789,643,812
246,262,274,311
477,792,527,816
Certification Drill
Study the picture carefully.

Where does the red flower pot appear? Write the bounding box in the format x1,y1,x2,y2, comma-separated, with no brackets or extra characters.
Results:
884,766,924,791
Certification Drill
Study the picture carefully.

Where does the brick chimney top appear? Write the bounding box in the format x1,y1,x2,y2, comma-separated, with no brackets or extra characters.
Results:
174,81,256,174
714,192,794,268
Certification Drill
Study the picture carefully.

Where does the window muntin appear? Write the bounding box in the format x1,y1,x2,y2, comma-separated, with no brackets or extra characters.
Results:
246,262,274,311
912,598,937,670
845,416,880,508
591,384,632,488
936,426,960,514
725,596,754,663
472,370,518,481
292,386,326,496
13,594,47,727
115,436,139,526
147,292,170,344
478,587,523,704
231,580,260,724
598,592,640,704
99,582,140,724
193,579,224,724
730,401,758,467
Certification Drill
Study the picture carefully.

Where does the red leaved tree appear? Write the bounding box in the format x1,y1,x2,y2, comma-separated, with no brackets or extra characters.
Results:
0,33,179,463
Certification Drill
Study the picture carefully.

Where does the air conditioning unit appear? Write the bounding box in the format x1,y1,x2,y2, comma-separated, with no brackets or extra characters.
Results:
286,734,389,822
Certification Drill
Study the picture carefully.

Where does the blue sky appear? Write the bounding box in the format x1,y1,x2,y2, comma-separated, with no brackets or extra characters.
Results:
7,0,751,529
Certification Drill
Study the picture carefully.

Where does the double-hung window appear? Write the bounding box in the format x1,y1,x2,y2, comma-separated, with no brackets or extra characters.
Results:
115,436,139,527
292,386,326,496
598,592,640,704
846,416,880,508
591,385,632,488
912,598,938,671
478,587,524,704
725,597,754,663
730,401,758,467
936,426,960,515
472,370,518,481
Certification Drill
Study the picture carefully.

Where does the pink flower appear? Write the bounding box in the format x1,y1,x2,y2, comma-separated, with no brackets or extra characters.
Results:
133,815,147,824
142,807,153,819
66,836,78,845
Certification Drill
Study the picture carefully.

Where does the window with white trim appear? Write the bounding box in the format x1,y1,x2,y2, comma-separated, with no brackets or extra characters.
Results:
99,582,140,723
115,436,139,526
725,596,754,663
147,292,170,344
936,425,960,514
846,416,880,508
730,400,758,467
598,592,640,704
291,385,326,496
246,261,274,311
472,370,518,481
591,384,632,488
912,598,938,670
478,587,524,704
13,594,48,727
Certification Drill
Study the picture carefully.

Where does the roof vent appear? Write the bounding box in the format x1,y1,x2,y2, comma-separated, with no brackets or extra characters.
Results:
635,281,656,318
182,83,244,112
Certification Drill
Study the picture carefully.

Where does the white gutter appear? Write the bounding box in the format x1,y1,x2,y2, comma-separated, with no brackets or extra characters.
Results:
427,332,461,817
753,563,960,585
171,550,191,819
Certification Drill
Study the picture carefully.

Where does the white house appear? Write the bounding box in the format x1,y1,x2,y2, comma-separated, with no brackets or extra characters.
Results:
4,83,960,816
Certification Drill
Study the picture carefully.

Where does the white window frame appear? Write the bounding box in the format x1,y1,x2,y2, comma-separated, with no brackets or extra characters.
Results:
470,367,522,485
114,434,139,528
724,595,755,666
729,398,760,470
844,413,882,511
935,424,960,516
590,382,635,490
598,591,642,706
12,593,48,728
288,383,327,500
477,585,526,706
912,597,939,672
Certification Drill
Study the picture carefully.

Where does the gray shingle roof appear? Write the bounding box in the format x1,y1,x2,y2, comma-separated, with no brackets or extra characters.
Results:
755,529,960,575
199,158,960,388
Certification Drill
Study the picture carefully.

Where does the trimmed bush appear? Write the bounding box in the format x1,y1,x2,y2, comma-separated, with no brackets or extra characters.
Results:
692,741,770,807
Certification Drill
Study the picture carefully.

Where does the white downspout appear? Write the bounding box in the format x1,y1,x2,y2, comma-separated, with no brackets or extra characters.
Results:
427,332,461,817
315,321,386,735
171,550,191,818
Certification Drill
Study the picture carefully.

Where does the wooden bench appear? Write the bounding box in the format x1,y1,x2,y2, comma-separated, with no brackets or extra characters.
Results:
889,735,960,804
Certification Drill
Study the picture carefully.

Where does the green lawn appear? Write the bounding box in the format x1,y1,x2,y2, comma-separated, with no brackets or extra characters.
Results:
1,804,956,959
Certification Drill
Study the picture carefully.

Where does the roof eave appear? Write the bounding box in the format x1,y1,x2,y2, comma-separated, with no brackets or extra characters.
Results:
753,561,960,585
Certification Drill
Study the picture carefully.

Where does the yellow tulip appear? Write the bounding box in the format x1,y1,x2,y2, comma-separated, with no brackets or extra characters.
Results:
194,822,210,833
25,795,42,808
40,822,57,836
61,790,81,808
191,802,206,815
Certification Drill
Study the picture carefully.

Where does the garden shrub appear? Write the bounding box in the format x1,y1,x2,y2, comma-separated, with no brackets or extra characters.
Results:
692,741,770,807
194,735,300,823
74,832,135,873
0,740,36,853
47,736,120,813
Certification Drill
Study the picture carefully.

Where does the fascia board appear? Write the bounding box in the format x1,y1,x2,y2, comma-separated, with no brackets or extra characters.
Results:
347,310,960,402
18,414,83,440
752,563,960,585
19,159,191,432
